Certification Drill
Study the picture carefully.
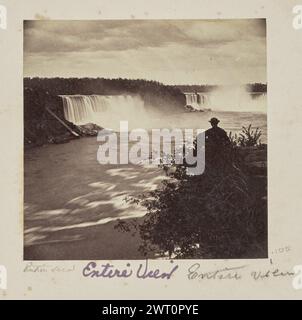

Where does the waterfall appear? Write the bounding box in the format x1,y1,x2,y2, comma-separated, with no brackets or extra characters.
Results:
184,93,198,109
60,95,145,129
184,93,211,110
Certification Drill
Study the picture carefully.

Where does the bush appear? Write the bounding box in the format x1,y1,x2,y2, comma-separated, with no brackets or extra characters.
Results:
229,124,262,147
116,125,267,259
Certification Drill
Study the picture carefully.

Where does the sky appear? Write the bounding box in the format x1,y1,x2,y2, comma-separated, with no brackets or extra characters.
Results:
24,19,266,85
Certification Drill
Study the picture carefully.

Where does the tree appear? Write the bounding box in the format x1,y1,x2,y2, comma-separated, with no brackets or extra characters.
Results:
116,126,267,259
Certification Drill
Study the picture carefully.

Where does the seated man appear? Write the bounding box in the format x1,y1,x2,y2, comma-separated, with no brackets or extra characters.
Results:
191,117,231,172
205,117,231,170
205,117,230,147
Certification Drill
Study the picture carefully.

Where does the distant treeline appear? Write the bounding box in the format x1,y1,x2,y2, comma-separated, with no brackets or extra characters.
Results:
245,83,267,93
172,84,218,93
173,83,267,93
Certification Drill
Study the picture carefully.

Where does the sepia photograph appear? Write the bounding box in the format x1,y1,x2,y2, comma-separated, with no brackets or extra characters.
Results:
23,19,267,260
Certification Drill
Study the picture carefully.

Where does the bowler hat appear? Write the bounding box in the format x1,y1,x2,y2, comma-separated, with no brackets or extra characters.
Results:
209,117,220,124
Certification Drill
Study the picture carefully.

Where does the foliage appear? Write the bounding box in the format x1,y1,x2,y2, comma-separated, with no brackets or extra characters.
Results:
172,84,218,93
245,82,267,93
228,124,262,147
116,125,267,259
173,83,267,94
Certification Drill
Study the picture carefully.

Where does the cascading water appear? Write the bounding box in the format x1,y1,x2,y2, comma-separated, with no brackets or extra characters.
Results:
60,95,146,130
184,93,211,110
184,93,198,108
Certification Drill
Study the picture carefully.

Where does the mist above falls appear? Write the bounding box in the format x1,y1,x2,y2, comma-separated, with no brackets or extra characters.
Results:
209,86,267,113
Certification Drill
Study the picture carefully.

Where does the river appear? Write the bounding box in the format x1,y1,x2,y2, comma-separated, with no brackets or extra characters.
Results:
24,110,267,260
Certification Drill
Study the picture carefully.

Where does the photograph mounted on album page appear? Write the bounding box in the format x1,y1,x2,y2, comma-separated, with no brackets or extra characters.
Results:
0,0,302,299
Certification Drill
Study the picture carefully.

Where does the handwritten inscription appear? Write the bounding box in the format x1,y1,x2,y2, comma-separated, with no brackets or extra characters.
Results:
23,260,299,288
187,263,295,281
23,262,75,273
251,269,295,280
82,260,178,280
271,246,291,255
188,263,244,280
